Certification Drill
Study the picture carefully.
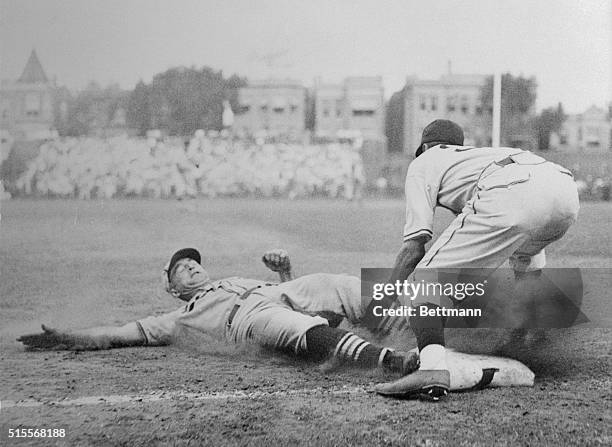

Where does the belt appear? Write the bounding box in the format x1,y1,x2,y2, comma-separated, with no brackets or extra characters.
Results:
475,156,517,188
226,283,275,329
494,156,516,166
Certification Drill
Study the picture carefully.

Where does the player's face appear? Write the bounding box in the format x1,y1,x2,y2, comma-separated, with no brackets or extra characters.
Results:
170,258,210,291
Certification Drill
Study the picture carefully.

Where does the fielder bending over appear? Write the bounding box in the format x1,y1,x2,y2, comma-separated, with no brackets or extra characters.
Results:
373,119,578,401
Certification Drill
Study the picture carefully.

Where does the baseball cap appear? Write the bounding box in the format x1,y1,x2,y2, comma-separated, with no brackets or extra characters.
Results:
415,119,464,157
167,248,201,281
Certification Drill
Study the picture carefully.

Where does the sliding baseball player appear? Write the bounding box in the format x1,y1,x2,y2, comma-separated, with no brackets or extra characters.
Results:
17,247,417,375
18,247,535,393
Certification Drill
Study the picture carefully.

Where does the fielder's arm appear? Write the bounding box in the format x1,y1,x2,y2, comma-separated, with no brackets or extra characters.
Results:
388,237,427,288
17,322,151,351
262,249,294,282
361,238,427,331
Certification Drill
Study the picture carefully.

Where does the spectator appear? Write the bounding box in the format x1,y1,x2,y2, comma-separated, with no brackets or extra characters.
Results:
13,134,366,201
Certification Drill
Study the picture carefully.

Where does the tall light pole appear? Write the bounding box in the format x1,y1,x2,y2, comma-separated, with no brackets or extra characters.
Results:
492,72,502,148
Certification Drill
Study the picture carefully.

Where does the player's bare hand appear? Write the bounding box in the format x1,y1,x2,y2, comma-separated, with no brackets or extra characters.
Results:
262,249,291,273
17,324,74,350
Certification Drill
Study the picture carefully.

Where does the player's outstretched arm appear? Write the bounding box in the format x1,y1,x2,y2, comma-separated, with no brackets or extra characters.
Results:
262,249,294,282
17,322,149,351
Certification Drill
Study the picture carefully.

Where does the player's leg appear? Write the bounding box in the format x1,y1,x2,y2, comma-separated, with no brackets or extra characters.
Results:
304,325,418,374
229,297,417,374
507,164,579,330
505,210,578,339
412,206,529,353
507,163,580,343
272,273,364,325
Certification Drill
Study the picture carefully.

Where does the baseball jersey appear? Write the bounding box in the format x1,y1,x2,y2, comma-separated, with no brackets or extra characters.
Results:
136,277,271,345
403,145,529,242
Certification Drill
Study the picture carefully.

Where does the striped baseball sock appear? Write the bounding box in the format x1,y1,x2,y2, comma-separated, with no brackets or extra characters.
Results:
305,325,393,369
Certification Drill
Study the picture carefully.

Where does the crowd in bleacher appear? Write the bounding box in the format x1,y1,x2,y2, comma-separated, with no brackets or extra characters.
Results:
575,175,611,201
1,133,609,202
8,133,365,200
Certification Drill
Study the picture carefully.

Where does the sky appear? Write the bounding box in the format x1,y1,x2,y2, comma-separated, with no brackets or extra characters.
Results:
1,0,610,113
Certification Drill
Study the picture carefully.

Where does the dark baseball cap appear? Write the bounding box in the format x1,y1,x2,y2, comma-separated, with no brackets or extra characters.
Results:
415,119,464,157
167,248,201,281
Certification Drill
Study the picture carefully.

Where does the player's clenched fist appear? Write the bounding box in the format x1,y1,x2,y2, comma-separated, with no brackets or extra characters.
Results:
262,249,293,281
262,249,291,272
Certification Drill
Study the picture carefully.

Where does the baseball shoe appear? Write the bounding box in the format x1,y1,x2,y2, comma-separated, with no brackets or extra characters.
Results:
375,369,450,401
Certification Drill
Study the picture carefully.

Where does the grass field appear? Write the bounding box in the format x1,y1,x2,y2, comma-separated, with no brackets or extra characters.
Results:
1,198,610,446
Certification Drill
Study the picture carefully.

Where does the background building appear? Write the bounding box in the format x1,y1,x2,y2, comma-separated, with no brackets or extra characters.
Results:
314,76,384,141
344,77,385,141
234,79,306,138
551,105,611,153
0,50,57,141
313,82,344,139
402,73,487,153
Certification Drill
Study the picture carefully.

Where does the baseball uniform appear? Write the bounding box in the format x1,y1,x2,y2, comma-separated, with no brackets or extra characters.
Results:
136,274,360,353
270,273,363,325
403,144,579,307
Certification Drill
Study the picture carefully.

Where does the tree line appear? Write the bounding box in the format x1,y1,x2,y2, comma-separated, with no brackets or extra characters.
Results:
53,69,565,151
53,67,246,137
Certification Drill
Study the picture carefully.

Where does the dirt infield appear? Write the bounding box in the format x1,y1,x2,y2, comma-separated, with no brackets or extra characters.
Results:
1,199,610,446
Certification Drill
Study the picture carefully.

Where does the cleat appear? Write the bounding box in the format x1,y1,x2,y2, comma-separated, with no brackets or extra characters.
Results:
375,369,450,401
421,385,448,401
